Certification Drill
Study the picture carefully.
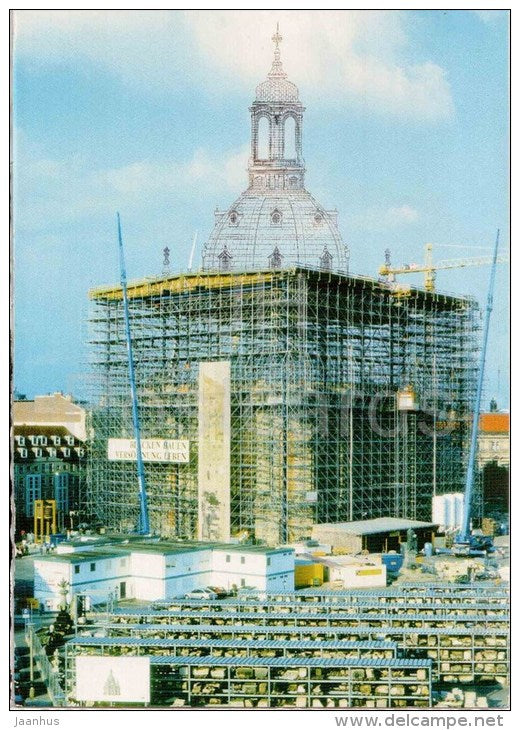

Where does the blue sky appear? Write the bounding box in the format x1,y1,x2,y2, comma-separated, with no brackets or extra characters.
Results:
12,9,510,406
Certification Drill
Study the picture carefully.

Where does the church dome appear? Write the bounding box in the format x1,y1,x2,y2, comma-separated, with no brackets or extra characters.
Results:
255,76,299,103
201,26,349,274
203,189,346,272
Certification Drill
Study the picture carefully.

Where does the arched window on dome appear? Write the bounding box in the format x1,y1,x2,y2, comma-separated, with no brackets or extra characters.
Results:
218,245,233,272
268,246,283,269
271,209,283,226
320,247,333,272
284,116,297,160
229,210,239,226
256,116,270,160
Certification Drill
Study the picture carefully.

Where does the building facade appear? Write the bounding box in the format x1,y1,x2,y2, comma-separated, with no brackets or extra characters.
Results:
34,541,294,609
13,393,87,535
88,32,478,545
478,412,509,516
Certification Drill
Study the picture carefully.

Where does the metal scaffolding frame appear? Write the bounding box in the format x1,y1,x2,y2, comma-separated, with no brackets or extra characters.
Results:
88,266,479,543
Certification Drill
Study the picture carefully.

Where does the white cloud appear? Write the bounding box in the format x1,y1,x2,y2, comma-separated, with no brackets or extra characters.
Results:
13,136,249,232
385,205,419,225
473,10,507,24
95,145,248,200
13,9,454,121
12,10,190,88
184,10,454,120
348,204,419,232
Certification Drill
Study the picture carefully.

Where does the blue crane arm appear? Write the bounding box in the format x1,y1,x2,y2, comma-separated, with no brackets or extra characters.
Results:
458,229,500,543
117,213,150,535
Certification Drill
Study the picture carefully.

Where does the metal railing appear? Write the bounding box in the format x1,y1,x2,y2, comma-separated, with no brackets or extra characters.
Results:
25,622,66,706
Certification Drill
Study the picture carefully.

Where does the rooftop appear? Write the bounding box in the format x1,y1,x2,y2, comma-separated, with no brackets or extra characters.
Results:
480,412,510,434
67,636,397,651
313,517,437,536
56,537,291,557
111,607,507,623
89,266,472,311
97,621,506,637
35,550,127,564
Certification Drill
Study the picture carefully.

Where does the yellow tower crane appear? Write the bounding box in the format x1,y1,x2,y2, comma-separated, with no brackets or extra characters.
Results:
379,243,509,293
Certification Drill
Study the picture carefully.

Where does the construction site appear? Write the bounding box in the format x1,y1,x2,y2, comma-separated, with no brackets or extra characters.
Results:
56,580,508,709
88,268,479,544
13,23,509,713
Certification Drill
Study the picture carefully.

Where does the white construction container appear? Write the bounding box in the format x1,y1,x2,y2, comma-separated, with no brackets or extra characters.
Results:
431,493,464,531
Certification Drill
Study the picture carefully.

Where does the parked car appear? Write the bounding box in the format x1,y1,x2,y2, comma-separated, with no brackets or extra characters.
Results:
184,588,218,600
207,586,232,599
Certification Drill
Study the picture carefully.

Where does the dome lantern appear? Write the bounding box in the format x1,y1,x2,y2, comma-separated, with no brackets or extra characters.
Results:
202,26,349,274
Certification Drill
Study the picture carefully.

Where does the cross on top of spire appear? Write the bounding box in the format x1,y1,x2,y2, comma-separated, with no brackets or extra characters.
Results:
268,23,286,78
272,23,282,59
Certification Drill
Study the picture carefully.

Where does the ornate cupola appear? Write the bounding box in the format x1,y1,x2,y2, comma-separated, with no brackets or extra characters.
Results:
249,25,305,191
202,26,349,274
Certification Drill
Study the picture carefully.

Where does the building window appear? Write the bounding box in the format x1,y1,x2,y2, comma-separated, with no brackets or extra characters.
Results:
54,473,69,514
36,435,47,446
66,436,74,446
314,212,324,225
284,116,297,159
62,448,70,458
225,554,231,563
267,557,271,566
320,246,333,272
76,448,85,457
270,209,282,226
120,558,126,567
240,556,245,564
25,474,42,517
229,210,239,226
18,448,27,458
256,116,270,159
48,447,57,458
240,578,246,587
33,448,42,458
268,246,282,269
218,245,233,272
74,565,80,574
90,563,96,572
53,436,61,446
16,436,26,446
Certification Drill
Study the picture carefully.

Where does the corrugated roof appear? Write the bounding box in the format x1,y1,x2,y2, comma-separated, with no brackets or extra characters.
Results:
97,621,507,637
292,587,508,602
67,636,397,651
144,655,432,668
147,597,507,612
111,608,508,623
480,413,510,433
313,517,436,535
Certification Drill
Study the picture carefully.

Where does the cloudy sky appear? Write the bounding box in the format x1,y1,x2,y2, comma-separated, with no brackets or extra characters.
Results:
12,9,509,405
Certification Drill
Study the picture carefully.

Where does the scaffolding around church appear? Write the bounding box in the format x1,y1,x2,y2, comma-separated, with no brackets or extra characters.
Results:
87,266,479,544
